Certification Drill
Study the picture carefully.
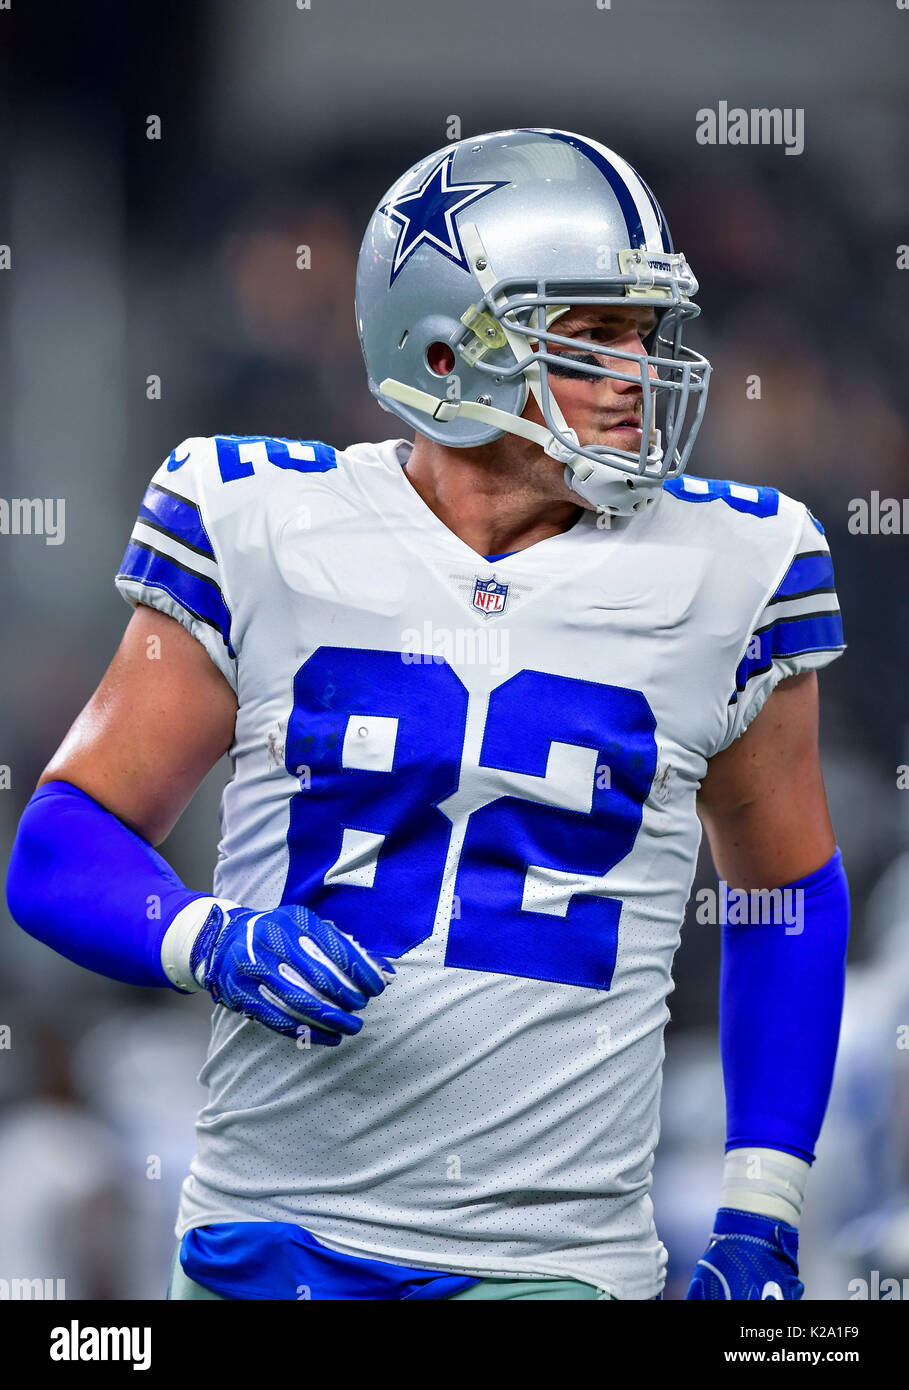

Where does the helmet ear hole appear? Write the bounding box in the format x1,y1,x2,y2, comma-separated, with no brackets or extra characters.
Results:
426,342,456,376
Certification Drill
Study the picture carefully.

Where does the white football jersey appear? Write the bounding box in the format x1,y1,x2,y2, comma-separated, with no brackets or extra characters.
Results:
116,434,845,1297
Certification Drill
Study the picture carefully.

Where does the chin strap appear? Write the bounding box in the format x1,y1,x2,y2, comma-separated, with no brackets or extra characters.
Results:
377,377,594,478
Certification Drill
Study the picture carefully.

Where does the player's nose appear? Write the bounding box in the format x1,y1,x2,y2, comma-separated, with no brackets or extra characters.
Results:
602,331,657,388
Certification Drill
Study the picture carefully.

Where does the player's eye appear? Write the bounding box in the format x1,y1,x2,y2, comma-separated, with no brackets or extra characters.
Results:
581,324,626,343
585,322,656,344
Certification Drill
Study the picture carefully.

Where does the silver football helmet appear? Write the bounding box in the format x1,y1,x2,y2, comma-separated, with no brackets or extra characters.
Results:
356,127,711,515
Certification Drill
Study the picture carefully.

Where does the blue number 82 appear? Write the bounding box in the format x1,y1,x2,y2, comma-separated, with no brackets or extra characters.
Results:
281,648,657,991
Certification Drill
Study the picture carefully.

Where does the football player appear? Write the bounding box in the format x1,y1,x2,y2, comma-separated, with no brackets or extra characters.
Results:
6,129,848,1301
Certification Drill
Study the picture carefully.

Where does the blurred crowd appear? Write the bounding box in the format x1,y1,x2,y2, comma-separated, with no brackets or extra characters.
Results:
0,1,906,1300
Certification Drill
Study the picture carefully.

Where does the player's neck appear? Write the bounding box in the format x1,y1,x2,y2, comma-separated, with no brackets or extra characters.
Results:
402,435,586,557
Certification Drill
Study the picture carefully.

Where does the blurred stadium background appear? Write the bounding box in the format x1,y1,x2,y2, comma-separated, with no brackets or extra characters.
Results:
0,0,907,1299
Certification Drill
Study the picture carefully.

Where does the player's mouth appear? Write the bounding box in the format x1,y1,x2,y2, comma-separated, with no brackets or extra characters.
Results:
604,413,644,439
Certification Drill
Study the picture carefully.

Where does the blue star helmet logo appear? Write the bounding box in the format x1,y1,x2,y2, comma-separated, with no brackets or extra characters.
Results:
381,152,508,286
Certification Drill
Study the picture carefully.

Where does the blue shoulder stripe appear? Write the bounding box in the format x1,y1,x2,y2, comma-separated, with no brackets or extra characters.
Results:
769,550,835,604
138,483,216,559
763,611,845,658
118,540,234,655
731,611,844,700
753,610,844,650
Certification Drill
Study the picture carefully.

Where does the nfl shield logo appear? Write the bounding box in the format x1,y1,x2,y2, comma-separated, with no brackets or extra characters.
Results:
473,576,509,615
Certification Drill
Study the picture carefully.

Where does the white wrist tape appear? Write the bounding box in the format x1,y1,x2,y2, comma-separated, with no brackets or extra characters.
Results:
720,1146,810,1227
160,897,241,993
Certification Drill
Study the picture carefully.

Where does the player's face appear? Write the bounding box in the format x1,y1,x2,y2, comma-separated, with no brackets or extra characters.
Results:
524,303,659,454
408,302,662,523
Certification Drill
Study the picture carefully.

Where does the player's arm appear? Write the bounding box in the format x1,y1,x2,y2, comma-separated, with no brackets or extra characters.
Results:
38,602,238,845
697,669,834,889
6,604,392,1042
688,670,849,1299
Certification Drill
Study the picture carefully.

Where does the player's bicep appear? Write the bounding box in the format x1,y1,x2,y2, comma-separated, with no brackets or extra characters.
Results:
697,671,835,889
38,604,237,846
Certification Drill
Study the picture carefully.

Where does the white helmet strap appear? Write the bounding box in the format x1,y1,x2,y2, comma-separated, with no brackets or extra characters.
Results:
377,376,593,473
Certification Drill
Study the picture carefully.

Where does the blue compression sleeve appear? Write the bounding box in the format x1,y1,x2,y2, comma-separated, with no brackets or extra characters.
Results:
6,780,207,989
720,847,849,1162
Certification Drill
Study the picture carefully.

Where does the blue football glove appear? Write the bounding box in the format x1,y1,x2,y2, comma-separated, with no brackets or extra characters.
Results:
686,1207,804,1300
190,903,395,1044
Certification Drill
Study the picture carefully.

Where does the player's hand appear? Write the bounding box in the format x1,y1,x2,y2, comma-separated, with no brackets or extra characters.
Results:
191,903,395,1044
685,1208,804,1300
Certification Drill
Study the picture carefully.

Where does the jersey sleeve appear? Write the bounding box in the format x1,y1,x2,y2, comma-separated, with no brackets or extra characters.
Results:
114,439,238,692
714,506,845,753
